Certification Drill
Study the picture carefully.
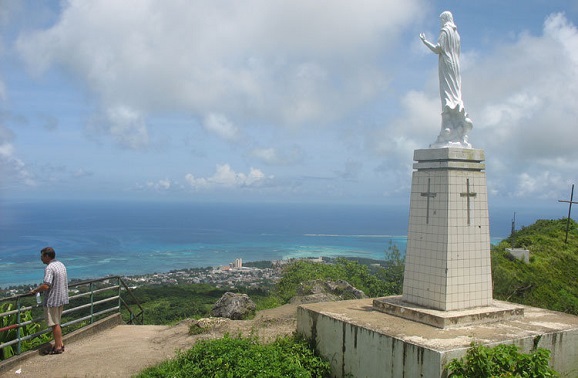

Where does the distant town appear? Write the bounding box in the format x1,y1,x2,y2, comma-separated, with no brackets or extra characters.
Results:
0,257,326,298
118,256,325,288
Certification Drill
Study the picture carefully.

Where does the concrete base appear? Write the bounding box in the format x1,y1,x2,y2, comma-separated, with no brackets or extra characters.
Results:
506,248,530,263
297,298,578,378
373,295,524,329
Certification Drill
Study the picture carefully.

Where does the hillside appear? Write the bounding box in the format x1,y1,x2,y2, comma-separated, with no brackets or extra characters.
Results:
4,220,577,376
491,218,578,315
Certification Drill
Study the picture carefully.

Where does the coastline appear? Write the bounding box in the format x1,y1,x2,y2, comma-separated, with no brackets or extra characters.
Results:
0,256,388,297
1,201,509,290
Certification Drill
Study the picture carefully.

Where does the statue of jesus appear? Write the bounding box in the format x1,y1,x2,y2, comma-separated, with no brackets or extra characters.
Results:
420,11,473,148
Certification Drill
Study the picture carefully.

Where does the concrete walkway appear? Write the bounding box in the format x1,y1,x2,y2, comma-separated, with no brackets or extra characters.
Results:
0,304,297,377
1,323,192,377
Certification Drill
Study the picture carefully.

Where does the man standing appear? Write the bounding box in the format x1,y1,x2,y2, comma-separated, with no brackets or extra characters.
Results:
30,247,69,354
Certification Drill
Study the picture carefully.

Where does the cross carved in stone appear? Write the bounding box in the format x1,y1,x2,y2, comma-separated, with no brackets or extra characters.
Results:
460,178,477,225
420,178,437,224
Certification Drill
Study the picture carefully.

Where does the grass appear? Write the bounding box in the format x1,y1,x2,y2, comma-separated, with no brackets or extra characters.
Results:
136,333,330,378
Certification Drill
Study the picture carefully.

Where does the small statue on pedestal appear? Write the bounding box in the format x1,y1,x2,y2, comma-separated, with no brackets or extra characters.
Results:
420,11,473,148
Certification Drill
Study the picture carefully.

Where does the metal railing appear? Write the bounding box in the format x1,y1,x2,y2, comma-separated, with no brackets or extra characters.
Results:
0,276,143,358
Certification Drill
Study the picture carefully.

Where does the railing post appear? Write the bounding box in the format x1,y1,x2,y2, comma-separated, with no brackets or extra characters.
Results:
117,278,122,321
90,281,95,324
15,297,22,355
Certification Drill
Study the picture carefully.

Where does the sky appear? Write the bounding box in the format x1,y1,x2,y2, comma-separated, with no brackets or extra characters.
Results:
1,0,578,216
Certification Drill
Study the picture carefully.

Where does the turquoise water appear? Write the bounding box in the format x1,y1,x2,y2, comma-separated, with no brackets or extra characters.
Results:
0,201,411,287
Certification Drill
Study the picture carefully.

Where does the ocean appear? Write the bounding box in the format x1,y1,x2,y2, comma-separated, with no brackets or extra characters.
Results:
0,200,530,288
0,201,410,288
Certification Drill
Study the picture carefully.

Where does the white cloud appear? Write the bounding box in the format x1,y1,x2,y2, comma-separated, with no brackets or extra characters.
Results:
377,90,439,153
147,178,172,191
368,90,435,190
0,123,36,186
72,168,93,178
15,0,423,147
184,174,209,190
86,106,149,149
473,13,578,199
335,159,363,180
515,171,567,199
0,145,36,187
203,113,240,142
251,146,303,166
0,0,16,102
9,2,577,204
467,13,578,158
251,148,278,164
479,93,540,130
185,164,271,190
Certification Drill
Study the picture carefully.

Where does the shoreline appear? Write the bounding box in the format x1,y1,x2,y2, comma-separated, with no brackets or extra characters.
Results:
1,256,389,296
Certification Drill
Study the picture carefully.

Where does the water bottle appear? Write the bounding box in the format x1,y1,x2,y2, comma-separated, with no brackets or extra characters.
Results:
36,292,42,305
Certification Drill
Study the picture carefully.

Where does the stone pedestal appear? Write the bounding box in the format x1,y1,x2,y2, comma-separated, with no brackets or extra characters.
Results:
401,148,492,311
294,147,578,377
373,296,523,329
297,299,578,378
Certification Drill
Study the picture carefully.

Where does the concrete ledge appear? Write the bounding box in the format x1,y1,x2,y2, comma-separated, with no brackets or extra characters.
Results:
0,313,123,375
413,160,485,171
414,148,485,162
61,313,124,345
413,148,485,171
373,296,524,329
297,298,578,378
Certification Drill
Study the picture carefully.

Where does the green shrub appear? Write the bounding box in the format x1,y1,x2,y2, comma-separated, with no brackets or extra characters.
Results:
275,251,404,304
0,303,50,360
446,342,558,378
124,284,227,324
136,334,330,377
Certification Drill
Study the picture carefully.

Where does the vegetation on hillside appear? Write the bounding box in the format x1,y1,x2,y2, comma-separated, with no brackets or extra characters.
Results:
0,303,50,360
447,342,558,377
275,252,403,303
276,243,404,303
124,284,275,325
136,334,330,378
491,218,578,315
123,243,405,325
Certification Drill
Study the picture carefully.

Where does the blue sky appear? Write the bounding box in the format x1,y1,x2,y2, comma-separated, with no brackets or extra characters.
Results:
1,0,578,214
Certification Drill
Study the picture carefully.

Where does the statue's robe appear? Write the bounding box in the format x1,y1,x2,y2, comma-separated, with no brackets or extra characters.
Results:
437,22,463,114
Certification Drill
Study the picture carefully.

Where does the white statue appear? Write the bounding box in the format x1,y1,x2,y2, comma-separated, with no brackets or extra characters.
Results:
420,11,473,148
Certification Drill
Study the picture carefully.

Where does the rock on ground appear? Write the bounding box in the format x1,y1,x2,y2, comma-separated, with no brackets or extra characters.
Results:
290,279,367,304
211,292,257,320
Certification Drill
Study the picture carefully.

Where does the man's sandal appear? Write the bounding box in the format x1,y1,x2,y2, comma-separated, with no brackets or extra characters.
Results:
43,345,65,355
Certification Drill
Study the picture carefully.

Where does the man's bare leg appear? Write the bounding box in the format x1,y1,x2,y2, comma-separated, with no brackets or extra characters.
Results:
52,324,64,350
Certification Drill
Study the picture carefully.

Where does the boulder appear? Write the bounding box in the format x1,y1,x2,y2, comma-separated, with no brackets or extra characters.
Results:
211,292,256,320
290,279,367,304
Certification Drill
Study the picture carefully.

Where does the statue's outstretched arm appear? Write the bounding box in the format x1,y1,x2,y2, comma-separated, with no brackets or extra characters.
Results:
420,33,441,54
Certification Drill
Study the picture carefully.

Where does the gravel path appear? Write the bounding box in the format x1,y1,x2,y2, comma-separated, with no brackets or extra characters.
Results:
1,304,297,378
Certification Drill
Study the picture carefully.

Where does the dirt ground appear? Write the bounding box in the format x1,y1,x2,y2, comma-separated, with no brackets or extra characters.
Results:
1,304,299,378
